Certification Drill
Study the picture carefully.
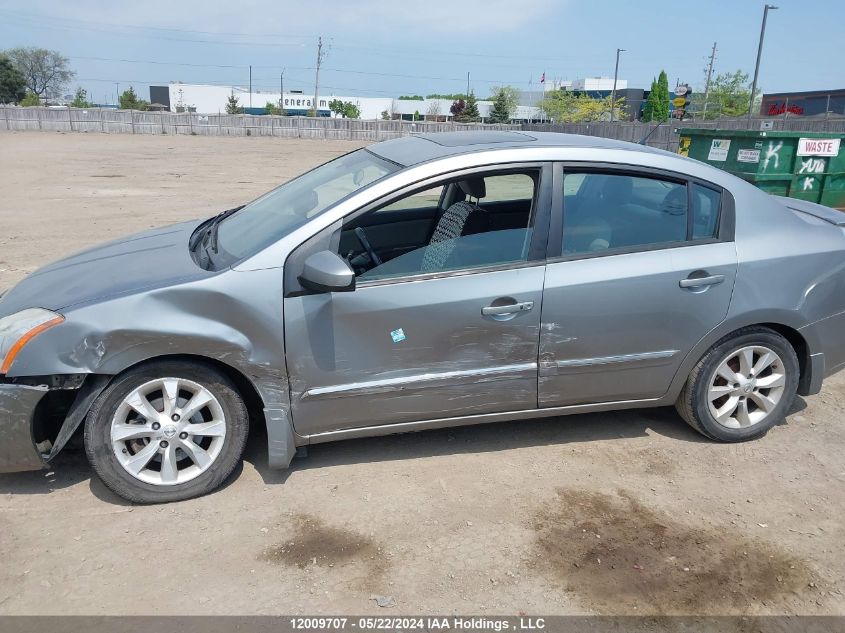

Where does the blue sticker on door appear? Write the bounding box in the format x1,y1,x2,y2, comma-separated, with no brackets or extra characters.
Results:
390,328,406,343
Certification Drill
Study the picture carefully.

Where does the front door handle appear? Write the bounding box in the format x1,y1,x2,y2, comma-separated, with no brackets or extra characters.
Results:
482,301,534,316
679,274,725,289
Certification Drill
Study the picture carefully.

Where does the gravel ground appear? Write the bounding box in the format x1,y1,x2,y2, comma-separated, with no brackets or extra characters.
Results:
0,131,843,616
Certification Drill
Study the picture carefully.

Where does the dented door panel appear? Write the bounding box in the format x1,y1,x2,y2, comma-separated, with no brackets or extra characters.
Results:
284,266,545,436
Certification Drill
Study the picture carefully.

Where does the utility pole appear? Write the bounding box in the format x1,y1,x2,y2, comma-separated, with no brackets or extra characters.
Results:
279,69,285,111
748,4,778,122
610,48,625,122
702,42,717,119
313,36,327,117
466,72,470,98
249,65,252,110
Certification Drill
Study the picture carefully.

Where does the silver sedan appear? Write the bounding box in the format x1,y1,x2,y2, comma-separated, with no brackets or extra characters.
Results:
2,131,844,503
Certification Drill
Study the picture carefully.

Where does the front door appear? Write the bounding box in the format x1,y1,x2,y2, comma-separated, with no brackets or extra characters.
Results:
539,167,738,407
284,166,551,436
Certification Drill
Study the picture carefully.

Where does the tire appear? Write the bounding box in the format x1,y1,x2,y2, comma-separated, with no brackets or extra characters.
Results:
84,360,249,503
675,326,799,442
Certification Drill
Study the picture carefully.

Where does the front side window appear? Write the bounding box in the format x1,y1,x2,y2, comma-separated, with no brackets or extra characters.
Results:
562,172,693,256
338,171,540,281
215,149,399,264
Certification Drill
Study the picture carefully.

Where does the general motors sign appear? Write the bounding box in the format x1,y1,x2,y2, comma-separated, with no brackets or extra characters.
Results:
797,138,841,157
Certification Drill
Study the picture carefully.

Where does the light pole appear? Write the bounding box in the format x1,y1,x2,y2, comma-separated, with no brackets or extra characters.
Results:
610,48,625,122
748,4,778,122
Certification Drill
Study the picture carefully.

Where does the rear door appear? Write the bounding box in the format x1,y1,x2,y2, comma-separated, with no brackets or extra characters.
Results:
538,164,738,407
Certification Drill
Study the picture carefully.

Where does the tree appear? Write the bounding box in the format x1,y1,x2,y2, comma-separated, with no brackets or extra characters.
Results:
489,85,519,119
343,101,361,119
450,98,466,120
265,101,278,115
694,70,751,119
398,95,424,101
225,92,243,114
118,86,149,110
329,99,360,119
642,78,658,122
328,98,345,117
460,92,481,122
19,90,40,107
574,94,626,121
642,70,670,122
655,70,670,121
70,87,92,108
0,55,26,104
538,90,625,122
488,89,512,123
4,47,74,99
380,109,391,121
425,99,442,121
538,89,577,121
428,93,467,100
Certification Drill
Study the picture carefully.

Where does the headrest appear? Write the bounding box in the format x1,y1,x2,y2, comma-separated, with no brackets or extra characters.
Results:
601,175,632,204
458,178,486,199
661,186,688,215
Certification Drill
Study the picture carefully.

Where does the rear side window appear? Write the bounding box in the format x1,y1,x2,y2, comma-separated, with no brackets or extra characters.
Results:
692,183,721,239
482,173,536,203
562,172,688,255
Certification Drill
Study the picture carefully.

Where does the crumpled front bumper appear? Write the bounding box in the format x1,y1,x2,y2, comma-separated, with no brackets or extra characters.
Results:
0,384,49,473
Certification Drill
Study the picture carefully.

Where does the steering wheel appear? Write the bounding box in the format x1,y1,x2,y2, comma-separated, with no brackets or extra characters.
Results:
354,227,382,267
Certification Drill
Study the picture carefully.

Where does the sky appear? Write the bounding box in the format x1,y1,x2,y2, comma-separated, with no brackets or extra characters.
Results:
1,0,844,105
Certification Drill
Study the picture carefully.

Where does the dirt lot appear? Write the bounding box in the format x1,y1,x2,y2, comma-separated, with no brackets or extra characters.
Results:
0,131,844,616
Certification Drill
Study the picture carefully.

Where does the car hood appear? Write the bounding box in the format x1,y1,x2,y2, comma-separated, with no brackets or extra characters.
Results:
0,219,211,316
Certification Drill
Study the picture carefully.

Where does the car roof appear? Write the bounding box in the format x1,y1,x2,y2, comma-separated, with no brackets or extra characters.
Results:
368,130,671,167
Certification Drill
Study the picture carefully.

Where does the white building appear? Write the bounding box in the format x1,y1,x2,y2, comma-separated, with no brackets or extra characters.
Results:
161,82,557,121
571,77,628,91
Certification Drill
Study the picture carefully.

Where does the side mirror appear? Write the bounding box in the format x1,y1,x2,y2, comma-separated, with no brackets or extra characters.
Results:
298,250,356,293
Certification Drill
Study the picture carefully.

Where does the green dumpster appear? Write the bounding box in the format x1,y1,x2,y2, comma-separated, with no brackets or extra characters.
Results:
677,129,845,209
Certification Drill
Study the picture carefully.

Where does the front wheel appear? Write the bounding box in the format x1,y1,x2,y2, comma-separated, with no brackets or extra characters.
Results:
84,360,249,503
676,327,799,442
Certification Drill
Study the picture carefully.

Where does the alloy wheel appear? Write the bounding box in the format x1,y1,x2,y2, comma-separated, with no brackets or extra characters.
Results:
110,377,227,485
707,345,787,429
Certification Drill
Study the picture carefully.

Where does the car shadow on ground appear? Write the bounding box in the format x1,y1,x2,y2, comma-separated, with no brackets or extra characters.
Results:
0,398,808,502
245,399,807,486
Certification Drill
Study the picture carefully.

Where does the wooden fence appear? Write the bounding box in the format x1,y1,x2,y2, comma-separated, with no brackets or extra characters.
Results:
0,107,519,140
2,106,844,150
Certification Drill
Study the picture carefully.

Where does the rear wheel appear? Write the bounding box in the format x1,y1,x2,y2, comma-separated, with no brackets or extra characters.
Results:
84,360,248,503
676,327,799,441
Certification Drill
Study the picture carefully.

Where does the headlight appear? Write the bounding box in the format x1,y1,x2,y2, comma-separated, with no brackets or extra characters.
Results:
0,309,65,374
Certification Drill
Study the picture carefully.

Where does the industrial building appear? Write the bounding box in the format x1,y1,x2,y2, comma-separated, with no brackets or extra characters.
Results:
150,83,551,121
150,83,545,121
149,78,638,122
760,89,845,117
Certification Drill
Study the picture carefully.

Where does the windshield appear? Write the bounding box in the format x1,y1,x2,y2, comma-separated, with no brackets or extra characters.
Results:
213,149,400,264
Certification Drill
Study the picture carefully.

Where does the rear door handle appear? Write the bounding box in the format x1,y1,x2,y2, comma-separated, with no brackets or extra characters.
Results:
679,274,725,289
482,301,534,316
